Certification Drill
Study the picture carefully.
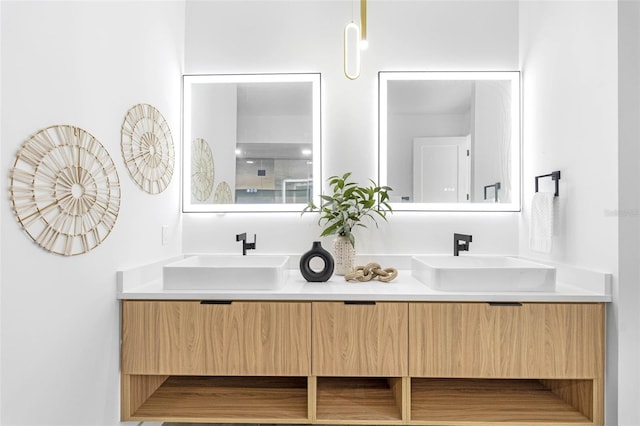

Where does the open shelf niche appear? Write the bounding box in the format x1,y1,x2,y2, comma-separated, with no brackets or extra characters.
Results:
410,378,596,425
123,375,310,423
315,377,407,424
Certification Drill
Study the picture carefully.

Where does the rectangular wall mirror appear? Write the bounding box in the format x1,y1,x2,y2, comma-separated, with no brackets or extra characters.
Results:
379,71,520,211
183,73,321,212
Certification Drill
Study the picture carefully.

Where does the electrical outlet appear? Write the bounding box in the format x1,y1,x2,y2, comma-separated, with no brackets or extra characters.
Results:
161,225,169,246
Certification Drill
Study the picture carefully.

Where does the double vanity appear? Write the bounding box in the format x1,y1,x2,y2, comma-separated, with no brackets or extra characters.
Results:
118,56,609,426
118,254,610,425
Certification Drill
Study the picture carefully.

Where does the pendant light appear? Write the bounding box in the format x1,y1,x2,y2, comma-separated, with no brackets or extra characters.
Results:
344,0,367,80
344,21,361,80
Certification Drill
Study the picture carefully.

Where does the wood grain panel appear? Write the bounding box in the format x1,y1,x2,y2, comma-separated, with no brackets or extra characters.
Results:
409,303,604,379
540,378,603,424
122,301,311,376
312,302,408,376
120,374,168,420
388,377,407,421
308,375,317,422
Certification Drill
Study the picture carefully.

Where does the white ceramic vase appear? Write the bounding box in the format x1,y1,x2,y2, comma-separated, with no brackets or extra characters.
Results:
333,235,355,276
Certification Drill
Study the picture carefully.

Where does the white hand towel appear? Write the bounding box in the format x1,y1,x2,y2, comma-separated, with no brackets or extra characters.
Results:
529,192,555,253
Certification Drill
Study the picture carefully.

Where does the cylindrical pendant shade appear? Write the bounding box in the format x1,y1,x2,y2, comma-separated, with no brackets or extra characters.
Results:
344,22,361,80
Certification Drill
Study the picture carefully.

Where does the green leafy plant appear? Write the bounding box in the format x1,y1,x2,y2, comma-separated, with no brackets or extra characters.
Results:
303,172,393,247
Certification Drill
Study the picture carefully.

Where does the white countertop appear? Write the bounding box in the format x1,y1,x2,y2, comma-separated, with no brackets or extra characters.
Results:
117,254,612,303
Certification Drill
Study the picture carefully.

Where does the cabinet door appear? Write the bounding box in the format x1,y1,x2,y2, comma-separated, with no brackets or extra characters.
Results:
122,301,311,376
409,302,604,379
312,302,408,376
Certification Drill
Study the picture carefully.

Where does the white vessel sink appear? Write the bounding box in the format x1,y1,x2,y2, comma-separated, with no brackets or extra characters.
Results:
411,255,556,292
163,255,289,290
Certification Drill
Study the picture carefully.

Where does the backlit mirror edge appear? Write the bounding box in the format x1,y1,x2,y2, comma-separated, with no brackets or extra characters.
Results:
181,73,322,213
378,70,522,212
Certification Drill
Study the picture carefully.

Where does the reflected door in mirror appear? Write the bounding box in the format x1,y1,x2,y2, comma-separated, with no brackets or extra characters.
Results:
413,137,469,203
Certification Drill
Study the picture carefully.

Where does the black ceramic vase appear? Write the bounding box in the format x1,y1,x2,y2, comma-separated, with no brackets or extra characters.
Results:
299,241,335,282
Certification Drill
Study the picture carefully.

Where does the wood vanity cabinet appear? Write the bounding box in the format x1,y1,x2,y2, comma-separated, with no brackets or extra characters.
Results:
409,302,604,378
121,300,312,422
311,301,409,423
120,300,605,425
409,302,605,425
122,300,311,376
312,301,408,376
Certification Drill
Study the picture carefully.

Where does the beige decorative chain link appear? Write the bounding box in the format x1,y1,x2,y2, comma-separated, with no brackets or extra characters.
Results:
344,262,398,283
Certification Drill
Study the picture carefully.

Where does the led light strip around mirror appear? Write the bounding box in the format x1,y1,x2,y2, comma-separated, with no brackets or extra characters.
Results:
379,71,521,212
183,73,322,213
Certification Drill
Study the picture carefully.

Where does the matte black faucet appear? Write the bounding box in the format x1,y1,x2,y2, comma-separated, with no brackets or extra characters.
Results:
236,232,256,256
453,233,473,256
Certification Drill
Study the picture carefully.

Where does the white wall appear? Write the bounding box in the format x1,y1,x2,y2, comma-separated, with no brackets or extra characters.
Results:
518,2,619,424
183,0,520,256
0,1,3,421
473,81,509,203
0,1,184,425
617,1,640,424
191,84,237,203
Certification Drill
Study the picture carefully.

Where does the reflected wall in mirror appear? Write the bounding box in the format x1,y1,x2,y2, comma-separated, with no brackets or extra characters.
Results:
183,73,321,212
379,71,520,211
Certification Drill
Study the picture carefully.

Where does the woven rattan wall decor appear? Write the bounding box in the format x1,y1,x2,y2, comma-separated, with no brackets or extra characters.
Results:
10,125,121,256
214,181,232,204
121,103,174,194
191,137,215,202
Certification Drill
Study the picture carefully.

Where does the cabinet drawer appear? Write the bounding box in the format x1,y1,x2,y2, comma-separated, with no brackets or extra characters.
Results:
312,302,408,376
122,300,311,376
409,302,604,378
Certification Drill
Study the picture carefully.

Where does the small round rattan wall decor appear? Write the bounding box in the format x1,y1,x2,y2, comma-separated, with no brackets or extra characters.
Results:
9,125,121,256
214,181,232,204
121,103,174,194
191,138,215,202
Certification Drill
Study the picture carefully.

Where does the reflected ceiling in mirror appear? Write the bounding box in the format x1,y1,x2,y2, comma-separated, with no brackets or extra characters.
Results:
183,73,321,212
379,71,520,212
